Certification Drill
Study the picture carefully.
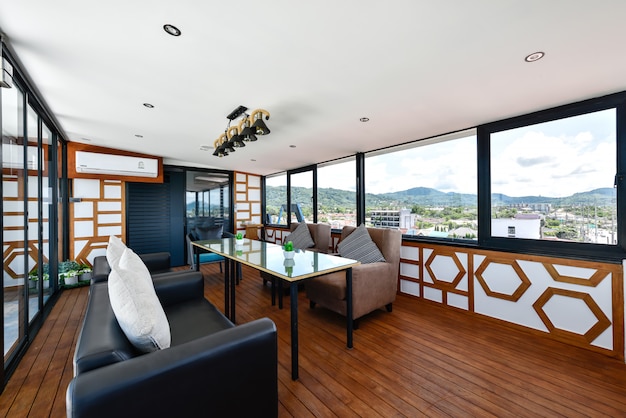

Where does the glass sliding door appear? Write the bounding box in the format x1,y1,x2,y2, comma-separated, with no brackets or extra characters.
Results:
185,170,231,237
2,81,26,361
26,104,40,321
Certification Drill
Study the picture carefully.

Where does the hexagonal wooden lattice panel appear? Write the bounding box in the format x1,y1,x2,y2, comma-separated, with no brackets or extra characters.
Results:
475,257,531,302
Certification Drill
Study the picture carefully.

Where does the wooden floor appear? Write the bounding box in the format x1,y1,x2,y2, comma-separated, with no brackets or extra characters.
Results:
2,263,626,417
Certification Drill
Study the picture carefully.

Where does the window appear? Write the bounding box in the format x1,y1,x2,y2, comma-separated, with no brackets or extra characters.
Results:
364,130,477,240
265,173,287,225
317,157,357,228
489,109,617,245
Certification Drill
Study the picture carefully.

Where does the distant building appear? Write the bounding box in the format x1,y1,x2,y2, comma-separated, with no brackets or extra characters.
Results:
492,214,541,239
370,209,416,229
509,202,552,213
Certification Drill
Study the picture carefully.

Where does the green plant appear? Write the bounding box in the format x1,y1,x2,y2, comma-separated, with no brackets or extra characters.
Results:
283,241,294,252
59,260,81,277
29,263,50,281
236,232,243,240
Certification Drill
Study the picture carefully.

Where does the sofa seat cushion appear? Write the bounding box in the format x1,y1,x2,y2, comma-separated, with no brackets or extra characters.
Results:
74,283,140,375
165,299,234,346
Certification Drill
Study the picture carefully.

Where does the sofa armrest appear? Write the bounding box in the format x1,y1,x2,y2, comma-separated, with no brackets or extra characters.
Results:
153,271,204,307
138,252,171,274
66,318,278,418
91,256,111,284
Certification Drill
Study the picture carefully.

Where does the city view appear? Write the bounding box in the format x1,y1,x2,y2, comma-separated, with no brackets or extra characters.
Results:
265,185,617,244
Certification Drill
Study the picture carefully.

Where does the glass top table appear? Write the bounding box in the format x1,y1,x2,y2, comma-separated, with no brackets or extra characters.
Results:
192,238,360,380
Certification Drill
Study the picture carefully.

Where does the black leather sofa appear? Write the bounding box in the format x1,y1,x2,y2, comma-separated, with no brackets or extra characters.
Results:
91,252,174,283
66,270,278,418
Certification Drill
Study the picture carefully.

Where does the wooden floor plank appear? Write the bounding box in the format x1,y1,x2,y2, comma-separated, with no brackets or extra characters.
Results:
2,263,626,417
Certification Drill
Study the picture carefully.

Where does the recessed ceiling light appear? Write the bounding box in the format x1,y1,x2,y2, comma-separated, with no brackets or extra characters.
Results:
163,24,181,37
524,52,545,63
135,134,144,138
360,117,370,122
250,159,256,162
289,145,296,148
199,145,212,151
80,137,91,142
143,103,154,108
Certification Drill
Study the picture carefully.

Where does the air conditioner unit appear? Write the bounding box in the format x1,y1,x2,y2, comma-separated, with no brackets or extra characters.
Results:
75,151,158,178
2,143,38,169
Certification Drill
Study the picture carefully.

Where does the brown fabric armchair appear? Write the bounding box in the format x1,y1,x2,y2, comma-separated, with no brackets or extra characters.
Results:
306,226,402,323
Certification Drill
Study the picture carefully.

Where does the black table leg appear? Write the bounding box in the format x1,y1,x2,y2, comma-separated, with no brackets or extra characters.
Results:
224,258,230,319
278,280,284,310
290,282,299,380
194,248,200,272
230,260,237,322
346,267,353,349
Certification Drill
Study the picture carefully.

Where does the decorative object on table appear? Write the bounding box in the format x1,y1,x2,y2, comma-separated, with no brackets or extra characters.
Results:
283,241,295,259
213,106,271,158
235,232,244,245
283,258,295,277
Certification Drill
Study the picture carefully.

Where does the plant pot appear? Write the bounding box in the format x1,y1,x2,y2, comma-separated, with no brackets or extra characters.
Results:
29,279,37,289
64,274,78,286
79,271,92,282
283,250,295,259
236,239,244,245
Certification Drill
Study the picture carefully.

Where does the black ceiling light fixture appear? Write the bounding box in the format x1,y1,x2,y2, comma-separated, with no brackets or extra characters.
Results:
163,24,181,37
143,103,154,108
213,106,271,157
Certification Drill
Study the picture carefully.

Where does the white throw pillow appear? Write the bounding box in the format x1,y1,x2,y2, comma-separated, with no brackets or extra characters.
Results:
106,235,126,271
108,248,171,352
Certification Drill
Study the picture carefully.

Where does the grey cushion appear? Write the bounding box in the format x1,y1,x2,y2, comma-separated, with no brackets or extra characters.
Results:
338,224,386,264
285,222,315,250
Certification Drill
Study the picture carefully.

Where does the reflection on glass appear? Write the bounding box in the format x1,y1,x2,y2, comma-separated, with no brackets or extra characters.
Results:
490,109,617,244
265,173,287,225
3,81,26,359
27,104,40,321
290,170,313,223
185,169,231,262
317,157,357,228
365,131,477,240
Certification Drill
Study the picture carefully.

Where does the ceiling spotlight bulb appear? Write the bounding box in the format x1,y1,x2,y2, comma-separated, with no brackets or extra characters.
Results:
143,103,154,108
163,24,181,37
524,51,545,62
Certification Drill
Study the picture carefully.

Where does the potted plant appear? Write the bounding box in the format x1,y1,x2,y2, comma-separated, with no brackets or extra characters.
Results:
59,260,81,286
28,263,50,290
235,232,244,245
283,241,295,259
78,264,92,282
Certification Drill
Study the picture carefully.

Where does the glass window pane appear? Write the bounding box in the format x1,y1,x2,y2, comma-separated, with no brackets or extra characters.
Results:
365,131,477,239
3,82,26,359
290,170,313,223
490,109,616,244
265,173,287,225
317,158,357,228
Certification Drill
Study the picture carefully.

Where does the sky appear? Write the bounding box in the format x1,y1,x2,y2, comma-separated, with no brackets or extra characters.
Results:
271,108,616,198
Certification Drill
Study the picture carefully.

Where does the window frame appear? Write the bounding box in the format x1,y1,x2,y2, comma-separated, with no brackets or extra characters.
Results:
477,91,626,262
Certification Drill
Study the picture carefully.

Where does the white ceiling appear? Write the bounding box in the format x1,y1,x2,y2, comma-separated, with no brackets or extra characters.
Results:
2,1,626,176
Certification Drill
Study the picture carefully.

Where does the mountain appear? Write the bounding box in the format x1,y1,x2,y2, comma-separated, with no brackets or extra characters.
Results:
260,186,616,211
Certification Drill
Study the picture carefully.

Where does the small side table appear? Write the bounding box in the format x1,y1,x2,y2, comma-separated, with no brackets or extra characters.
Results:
245,224,264,240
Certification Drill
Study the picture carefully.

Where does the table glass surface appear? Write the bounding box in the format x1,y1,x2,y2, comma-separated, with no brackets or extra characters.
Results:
193,238,359,282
